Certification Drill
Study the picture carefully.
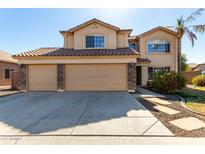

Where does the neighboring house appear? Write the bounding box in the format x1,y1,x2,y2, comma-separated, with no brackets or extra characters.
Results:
0,50,18,87
13,18,178,91
192,63,205,72
188,63,198,69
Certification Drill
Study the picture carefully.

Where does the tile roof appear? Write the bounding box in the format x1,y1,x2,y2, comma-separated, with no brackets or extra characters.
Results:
13,47,140,57
192,63,205,71
137,58,151,63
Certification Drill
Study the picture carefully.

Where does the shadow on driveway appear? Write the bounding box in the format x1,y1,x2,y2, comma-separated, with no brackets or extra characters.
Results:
0,91,169,136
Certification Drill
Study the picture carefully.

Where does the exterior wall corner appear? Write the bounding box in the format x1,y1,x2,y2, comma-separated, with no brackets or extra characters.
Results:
17,64,27,91
57,64,65,90
128,63,136,91
141,66,148,86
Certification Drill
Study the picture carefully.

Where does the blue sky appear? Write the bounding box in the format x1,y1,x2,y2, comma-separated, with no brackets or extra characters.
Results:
0,8,204,63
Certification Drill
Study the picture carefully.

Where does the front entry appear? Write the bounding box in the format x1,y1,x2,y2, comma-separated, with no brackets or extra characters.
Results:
136,66,142,86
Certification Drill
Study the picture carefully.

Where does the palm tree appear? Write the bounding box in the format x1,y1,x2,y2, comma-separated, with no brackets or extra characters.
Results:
167,9,205,72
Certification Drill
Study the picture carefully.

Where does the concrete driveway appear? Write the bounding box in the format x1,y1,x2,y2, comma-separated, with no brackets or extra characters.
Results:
0,92,172,136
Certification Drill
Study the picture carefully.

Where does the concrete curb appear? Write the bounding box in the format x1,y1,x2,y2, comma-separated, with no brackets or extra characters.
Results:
176,95,205,116
0,91,22,98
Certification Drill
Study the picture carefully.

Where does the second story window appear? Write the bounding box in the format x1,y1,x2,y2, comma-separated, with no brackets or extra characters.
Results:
129,43,136,50
86,35,105,48
147,40,170,53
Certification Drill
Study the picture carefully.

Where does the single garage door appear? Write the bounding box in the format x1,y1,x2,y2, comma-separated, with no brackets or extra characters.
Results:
28,65,57,91
65,64,127,91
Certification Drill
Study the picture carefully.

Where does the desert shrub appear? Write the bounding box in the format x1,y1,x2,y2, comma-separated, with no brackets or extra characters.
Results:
152,71,186,93
192,75,205,86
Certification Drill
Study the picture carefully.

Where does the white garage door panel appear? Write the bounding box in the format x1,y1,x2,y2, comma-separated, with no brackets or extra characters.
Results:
28,65,57,91
65,64,127,91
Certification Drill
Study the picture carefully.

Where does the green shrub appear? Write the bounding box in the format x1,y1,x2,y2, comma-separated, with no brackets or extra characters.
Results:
177,73,187,88
192,75,205,86
152,71,186,93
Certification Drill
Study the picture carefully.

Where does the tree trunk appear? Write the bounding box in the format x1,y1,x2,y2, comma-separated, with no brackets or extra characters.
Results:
178,38,182,73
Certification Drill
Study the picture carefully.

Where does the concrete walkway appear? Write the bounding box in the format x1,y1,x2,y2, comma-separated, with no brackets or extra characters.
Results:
133,88,205,132
1,136,205,145
132,88,164,98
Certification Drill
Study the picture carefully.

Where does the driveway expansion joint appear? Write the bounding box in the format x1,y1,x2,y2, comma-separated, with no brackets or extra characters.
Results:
70,94,95,135
141,120,159,135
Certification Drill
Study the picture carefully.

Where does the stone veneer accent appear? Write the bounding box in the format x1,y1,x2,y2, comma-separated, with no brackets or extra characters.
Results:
128,63,136,91
57,64,65,90
17,64,27,91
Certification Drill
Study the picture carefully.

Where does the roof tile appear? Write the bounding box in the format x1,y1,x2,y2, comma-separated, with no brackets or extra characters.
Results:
13,48,140,57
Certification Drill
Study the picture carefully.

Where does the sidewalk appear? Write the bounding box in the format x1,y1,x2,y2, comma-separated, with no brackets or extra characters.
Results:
1,136,205,145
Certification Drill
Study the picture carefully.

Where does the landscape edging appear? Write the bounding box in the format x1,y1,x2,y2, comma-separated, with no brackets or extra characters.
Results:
176,95,205,116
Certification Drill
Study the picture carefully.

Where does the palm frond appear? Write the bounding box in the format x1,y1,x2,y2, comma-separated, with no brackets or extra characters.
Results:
185,8,204,23
184,27,197,47
177,17,184,26
192,24,205,34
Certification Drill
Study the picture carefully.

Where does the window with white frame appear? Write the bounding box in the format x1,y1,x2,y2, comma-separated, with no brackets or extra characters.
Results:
148,67,170,80
86,35,105,48
147,40,170,53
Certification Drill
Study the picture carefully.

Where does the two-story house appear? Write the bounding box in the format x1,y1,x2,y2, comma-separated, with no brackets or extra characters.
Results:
13,18,178,91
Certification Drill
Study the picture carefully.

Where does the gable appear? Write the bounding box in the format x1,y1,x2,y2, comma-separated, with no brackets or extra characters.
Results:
68,18,120,32
74,22,117,34
138,27,178,38
140,29,177,42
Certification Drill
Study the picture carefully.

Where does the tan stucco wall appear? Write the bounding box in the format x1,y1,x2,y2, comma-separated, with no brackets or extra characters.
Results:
62,23,130,49
63,34,74,48
139,30,178,72
117,33,129,48
141,66,148,86
73,23,117,49
15,55,138,64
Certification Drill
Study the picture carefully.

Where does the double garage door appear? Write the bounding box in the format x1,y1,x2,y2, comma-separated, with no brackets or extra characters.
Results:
28,64,128,91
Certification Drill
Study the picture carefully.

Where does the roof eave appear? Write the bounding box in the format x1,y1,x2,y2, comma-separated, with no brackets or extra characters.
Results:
68,18,120,33
138,26,178,38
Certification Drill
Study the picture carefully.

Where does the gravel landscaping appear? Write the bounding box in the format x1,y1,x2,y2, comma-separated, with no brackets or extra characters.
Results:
136,96,205,137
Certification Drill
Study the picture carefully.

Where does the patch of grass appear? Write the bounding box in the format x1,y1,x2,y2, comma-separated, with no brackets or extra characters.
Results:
176,87,205,113
194,86,205,92
186,102,205,114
